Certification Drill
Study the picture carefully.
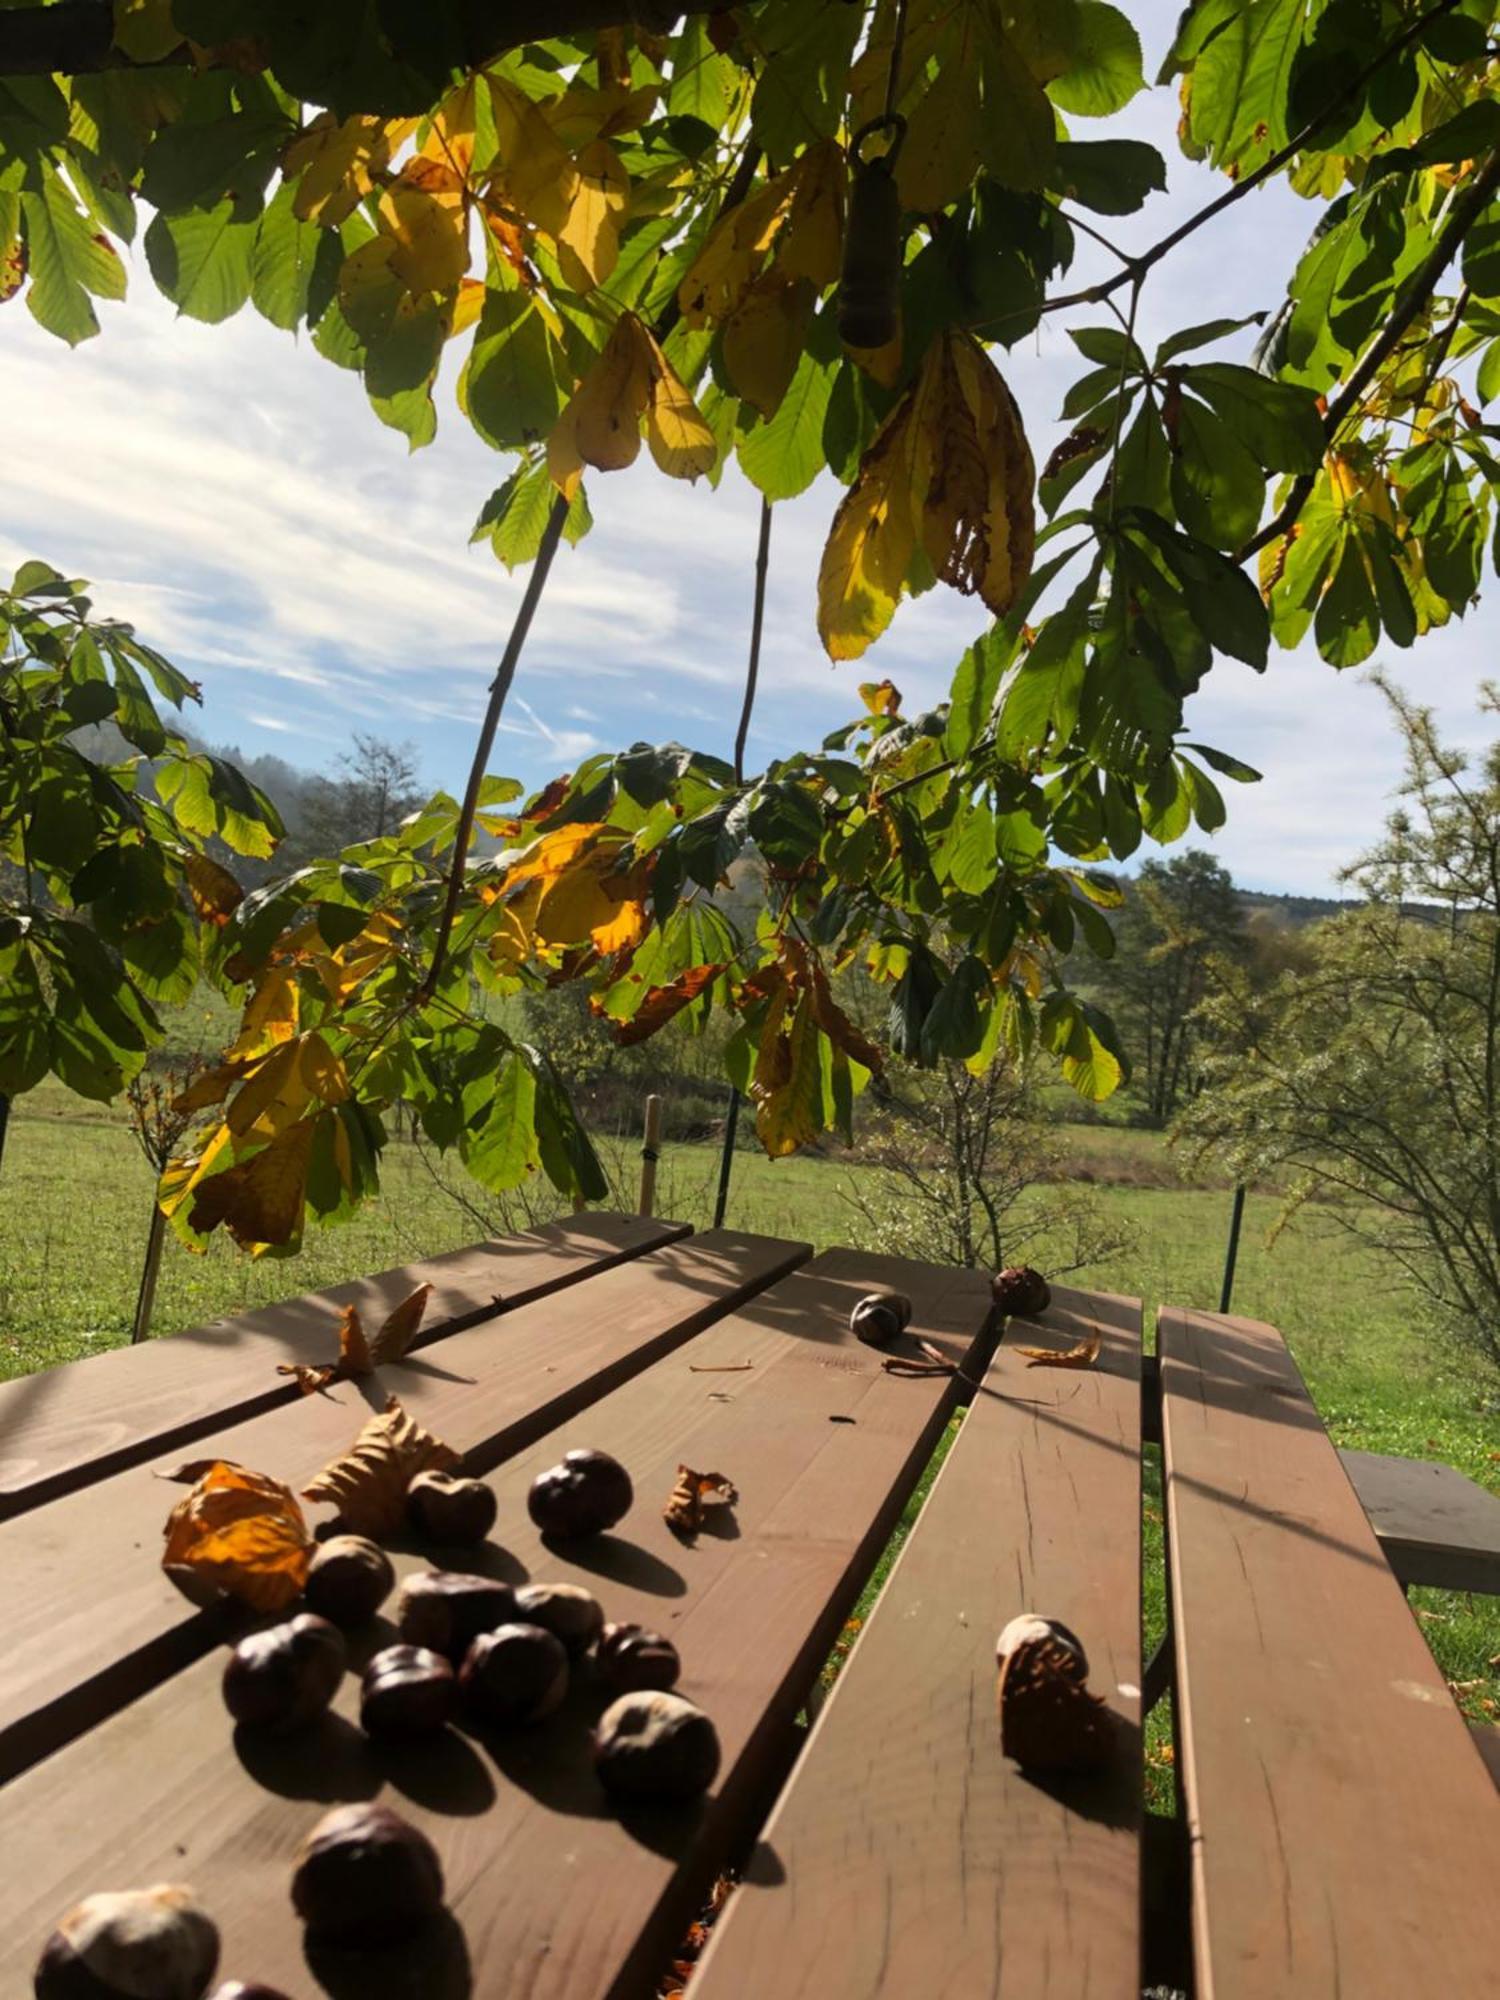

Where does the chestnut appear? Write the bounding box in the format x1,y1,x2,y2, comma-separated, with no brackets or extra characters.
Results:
459,1622,568,1725
35,1883,220,2000
210,1987,294,1999
395,1571,517,1662
527,1447,633,1539
291,1803,444,1944
992,1265,1051,1316
406,1470,498,1546
849,1289,912,1347
360,1644,456,1736
995,1612,1088,1680
593,1690,721,1802
596,1622,681,1693
222,1613,346,1732
512,1581,604,1656
303,1534,394,1626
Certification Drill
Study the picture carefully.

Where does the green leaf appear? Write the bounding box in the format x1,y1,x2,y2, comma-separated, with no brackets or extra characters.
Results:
1181,361,1324,472
1313,533,1378,667
888,945,944,1060
524,1042,608,1202
0,941,50,1095
666,16,731,126
1477,339,1500,407
1185,742,1262,783
250,179,338,331
473,458,565,569
369,380,437,449
1070,324,1147,371
463,1050,540,1190
944,631,1004,761
747,781,824,868
1048,138,1165,215
920,955,991,1064
997,565,1098,755
1177,755,1227,833
1128,513,1270,668
1464,206,1500,303
461,289,568,450
1154,314,1265,366
144,199,257,323
739,349,835,502
1410,102,1500,166
20,172,127,344
1047,2,1145,117
939,799,997,895
1170,396,1265,548
140,101,286,212
750,0,861,166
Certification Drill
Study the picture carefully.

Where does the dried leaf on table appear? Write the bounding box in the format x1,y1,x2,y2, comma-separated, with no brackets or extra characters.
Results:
303,1394,462,1539
337,1301,372,1374
369,1282,433,1363
1013,1331,1101,1370
273,1282,434,1392
663,1464,737,1537
276,1363,340,1396
160,1460,312,1611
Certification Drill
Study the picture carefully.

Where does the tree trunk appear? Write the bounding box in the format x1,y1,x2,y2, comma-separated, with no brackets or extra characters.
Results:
131,1202,168,1345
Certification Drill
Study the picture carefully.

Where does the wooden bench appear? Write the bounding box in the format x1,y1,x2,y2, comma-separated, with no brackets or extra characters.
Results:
1339,1444,1500,1593
2,1244,1496,1998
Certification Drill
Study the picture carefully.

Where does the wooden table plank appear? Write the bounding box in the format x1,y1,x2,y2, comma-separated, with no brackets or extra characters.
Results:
1340,1445,1500,1593
691,1285,1144,2000
0,1229,807,1782
1162,1306,1500,2000
0,1249,996,2000
0,1211,685,1518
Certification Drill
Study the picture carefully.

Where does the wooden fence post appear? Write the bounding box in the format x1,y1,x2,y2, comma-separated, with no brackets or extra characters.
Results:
639,1094,662,1217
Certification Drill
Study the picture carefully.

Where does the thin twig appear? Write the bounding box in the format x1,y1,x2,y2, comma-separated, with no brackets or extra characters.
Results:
734,497,773,784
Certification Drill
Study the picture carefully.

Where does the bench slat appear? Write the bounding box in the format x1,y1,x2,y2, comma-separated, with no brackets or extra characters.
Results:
0,1211,684,1516
0,1249,995,2000
1339,1445,1500,1593
0,1229,807,1782
1162,1306,1500,1999
691,1285,1143,1999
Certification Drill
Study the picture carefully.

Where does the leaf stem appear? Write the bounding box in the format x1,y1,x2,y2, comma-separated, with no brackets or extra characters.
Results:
734,497,773,784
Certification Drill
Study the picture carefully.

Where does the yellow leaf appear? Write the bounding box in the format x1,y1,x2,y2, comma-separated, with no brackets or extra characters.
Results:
226,1038,309,1143
161,1461,312,1612
899,57,984,213
543,80,660,148
184,853,243,926
1014,1332,1102,1370
752,990,824,1157
303,1395,462,1540
228,964,299,1061
450,276,486,338
847,326,903,387
547,313,653,497
558,137,630,290
488,77,578,239
642,327,718,481
778,139,846,288
723,271,814,418
285,113,413,227
186,1117,318,1253
677,167,797,327
327,910,404,1000
158,1118,234,1225
817,330,1034,660
378,183,469,294
421,76,477,179
859,678,902,715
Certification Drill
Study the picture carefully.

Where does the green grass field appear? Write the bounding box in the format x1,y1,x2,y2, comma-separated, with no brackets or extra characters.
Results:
2,1079,1496,1782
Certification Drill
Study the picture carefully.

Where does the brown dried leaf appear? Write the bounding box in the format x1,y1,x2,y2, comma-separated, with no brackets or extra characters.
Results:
275,1363,341,1396
369,1282,434,1365
664,1464,737,1538
160,1460,312,1612
303,1395,462,1539
337,1302,373,1375
1014,1332,1101,1370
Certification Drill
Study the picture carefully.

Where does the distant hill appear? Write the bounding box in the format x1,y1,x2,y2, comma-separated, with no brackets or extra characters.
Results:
1237,887,1449,928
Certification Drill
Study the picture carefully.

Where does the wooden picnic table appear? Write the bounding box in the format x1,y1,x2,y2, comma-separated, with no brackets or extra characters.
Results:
1,1216,1496,1998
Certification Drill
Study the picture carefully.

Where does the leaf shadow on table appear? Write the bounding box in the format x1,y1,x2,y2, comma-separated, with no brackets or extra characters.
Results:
544,1529,687,1598
306,1907,472,2000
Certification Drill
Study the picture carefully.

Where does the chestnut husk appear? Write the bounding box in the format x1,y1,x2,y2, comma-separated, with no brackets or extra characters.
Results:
526,1448,632,1539
593,1690,721,1801
359,1644,457,1736
290,1803,444,1944
460,1622,569,1725
34,1883,220,2000
303,1535,394,1627
395,1571,518,1662
406,1471,498,1546
221,1613,346,1732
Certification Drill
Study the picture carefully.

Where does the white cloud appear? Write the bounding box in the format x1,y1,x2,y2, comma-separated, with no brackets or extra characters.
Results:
0,0,1492,899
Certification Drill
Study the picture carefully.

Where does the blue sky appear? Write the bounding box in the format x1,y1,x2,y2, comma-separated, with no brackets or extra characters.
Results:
1,1,1493,897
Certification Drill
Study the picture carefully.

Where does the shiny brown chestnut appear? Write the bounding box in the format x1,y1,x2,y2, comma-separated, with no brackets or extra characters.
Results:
395,1571,517,1662
849,1289,913,1347
992,1265,1051,1316
359,1644,456,1736
596,1623,681,1694
34,1883,220,2000
406,1470,498,1546
303,1534,394,1627
290,1803,443,1945
593,1690,721,1802
221,1614,346,1732
459,1622,569,1725
526,1448,633,1539
512,1581,604,1656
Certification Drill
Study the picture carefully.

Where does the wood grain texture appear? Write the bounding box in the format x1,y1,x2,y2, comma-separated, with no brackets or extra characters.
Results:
0,1249,995,2000
1340,1444,1500,1592
691,1285,1144,2000
1162,1307,1500,2000
0,1229,806,1782
0,1212,686,1516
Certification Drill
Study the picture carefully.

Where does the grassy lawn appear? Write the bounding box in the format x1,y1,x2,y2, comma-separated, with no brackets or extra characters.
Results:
2,1087,1495,1779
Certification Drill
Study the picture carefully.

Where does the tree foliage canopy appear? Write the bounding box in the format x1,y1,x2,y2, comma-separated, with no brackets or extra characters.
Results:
3,0,1500,1251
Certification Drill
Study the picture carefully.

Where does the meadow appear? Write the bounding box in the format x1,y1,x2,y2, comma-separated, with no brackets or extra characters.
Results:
2,1073,1496,1781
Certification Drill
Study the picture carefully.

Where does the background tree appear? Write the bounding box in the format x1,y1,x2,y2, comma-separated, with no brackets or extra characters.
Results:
283,735,425,866
1182,680,1500,1369
1097,851,1247,1125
